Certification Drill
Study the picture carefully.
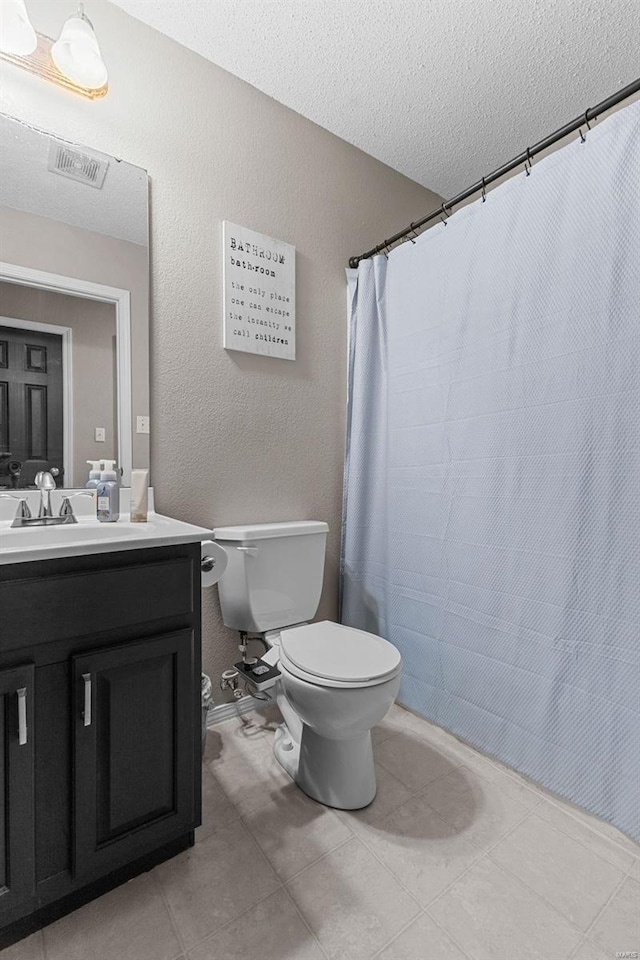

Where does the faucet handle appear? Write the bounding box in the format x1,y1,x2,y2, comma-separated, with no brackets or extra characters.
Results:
16,497,31,520
16,498,32,519
1,495,32,520
57,497,78,524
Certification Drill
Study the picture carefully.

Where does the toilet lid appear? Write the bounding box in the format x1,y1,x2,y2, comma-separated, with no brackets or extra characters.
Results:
280,621,401,683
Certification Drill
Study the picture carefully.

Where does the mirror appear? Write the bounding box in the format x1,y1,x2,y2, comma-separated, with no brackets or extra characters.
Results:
0,114,149,490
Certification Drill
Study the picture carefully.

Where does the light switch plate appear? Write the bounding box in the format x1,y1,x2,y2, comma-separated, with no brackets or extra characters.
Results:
94,427,106,442
137,416,150,434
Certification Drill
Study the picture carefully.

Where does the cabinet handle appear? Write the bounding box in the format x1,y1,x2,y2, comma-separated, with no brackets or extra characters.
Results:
82,673,92,727
17,687,27,745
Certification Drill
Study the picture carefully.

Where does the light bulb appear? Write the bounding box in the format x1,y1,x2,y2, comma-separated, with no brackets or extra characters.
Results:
0,0,37,56
51,5,107,90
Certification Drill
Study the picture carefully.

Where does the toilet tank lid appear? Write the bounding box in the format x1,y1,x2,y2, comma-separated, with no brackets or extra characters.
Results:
213,520,329,541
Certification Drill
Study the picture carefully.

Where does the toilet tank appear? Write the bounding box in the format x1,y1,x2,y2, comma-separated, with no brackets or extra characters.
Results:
213,521,329,632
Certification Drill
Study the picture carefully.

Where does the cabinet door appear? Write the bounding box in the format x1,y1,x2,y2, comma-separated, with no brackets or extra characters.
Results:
72,631,195,878
0,664,35,917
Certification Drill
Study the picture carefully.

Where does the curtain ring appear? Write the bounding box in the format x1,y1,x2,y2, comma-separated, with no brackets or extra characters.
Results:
409,221,420,243
440,204,449,226
584,109,593,131
480,178,487,202
524,147,532,176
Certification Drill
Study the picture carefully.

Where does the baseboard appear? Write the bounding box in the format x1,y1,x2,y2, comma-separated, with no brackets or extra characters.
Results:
206,696,266,726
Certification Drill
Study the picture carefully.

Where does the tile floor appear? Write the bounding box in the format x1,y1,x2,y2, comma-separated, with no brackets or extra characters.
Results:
3,703,638,960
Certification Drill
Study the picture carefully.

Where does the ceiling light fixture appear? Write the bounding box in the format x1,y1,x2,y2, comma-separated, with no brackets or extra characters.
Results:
0,0,37,56
51,4,107,91
0,1,108,99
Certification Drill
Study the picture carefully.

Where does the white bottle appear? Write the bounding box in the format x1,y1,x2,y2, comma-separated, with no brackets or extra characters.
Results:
86,459,103,489
130,468,149,522
96,460,120,522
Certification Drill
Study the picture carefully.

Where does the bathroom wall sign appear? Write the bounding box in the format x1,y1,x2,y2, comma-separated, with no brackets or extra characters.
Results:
222,221,296,360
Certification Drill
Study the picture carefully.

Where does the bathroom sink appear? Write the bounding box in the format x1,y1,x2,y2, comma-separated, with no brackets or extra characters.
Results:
1,521,145,547
0,513,212,564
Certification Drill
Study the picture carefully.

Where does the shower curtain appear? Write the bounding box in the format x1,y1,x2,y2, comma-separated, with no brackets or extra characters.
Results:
342,101,640,841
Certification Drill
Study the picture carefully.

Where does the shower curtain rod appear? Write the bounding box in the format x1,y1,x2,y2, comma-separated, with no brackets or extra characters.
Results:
348,76,640,269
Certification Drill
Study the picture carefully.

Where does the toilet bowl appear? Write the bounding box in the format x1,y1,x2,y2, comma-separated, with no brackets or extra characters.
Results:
213,520,402,810
267,621,401,809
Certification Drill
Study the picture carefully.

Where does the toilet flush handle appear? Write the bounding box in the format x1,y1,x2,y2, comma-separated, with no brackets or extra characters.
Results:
237,546,259,557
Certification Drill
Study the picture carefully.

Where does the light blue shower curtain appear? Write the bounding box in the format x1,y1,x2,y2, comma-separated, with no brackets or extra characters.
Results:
342,101,640,840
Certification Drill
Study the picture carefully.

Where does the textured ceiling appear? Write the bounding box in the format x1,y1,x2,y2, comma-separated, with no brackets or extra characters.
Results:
109,0,639,197
0,114,148,245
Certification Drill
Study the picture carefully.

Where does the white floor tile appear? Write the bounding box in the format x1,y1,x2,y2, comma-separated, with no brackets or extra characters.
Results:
491,814,625,930
587,877,640,958
187,888,324,960
154,820,279,951
420,766,529,851
377,912,469,960
429,857,581,960
357,795,481,906
287,837,419,960
243,781,353,880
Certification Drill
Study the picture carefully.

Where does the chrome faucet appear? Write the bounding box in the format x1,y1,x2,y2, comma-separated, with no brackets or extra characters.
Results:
35,471,56,518
1,474,93,528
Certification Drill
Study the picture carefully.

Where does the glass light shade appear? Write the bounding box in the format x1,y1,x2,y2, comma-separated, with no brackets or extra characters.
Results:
51,12,107,90
0,0,37,55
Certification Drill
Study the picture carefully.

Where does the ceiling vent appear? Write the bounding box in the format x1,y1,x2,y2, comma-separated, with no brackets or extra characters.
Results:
47,142,109,189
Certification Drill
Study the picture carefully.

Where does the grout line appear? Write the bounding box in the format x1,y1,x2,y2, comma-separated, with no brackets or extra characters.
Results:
535,800,640,870
282,836,355,885
281,884,331,960
413,769,533,850
567,936,593,960
159,819,286,958
148,866,188,959
242,817,357,885
540,795,640,862
370,908,429,960
179,880,288,958
234,816,284,883
483,844,593,941
421,808,536,914
351,819,431,914
580,868,630,944
423,910,476,960
375,752,462,797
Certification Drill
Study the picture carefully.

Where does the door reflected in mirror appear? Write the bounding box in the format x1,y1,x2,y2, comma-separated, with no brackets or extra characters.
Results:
0,114,149,490
1,286,117,488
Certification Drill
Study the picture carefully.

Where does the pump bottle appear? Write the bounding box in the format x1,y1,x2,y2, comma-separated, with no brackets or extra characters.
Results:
96,460,120,522
85,460,103,489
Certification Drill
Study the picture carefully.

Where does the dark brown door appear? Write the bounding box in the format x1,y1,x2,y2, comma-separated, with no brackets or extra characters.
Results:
72,631,196,878
0,325,63,485
0,664,36,918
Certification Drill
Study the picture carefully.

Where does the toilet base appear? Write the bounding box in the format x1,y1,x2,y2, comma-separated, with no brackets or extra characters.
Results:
273,721,377,810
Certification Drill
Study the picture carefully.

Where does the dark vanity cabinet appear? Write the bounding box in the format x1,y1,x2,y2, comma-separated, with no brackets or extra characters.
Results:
0,543,202,947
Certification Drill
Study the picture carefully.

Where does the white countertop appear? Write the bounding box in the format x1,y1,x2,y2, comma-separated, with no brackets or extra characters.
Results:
0,512,213,565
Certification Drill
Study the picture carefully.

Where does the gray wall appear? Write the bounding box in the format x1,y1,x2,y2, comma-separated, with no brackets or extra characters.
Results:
0,0,440,696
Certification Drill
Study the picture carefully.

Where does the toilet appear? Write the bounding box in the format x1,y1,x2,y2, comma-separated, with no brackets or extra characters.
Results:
213,521,402,809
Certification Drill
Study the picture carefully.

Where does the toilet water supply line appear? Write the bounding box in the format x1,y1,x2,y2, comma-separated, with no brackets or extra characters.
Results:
220,632,272,701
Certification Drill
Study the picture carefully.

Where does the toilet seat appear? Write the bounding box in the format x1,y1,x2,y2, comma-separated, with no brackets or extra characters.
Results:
279,621,401,689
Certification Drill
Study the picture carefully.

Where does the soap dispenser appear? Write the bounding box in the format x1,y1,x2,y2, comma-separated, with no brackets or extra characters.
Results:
86,459,103,489
96,460,120,522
